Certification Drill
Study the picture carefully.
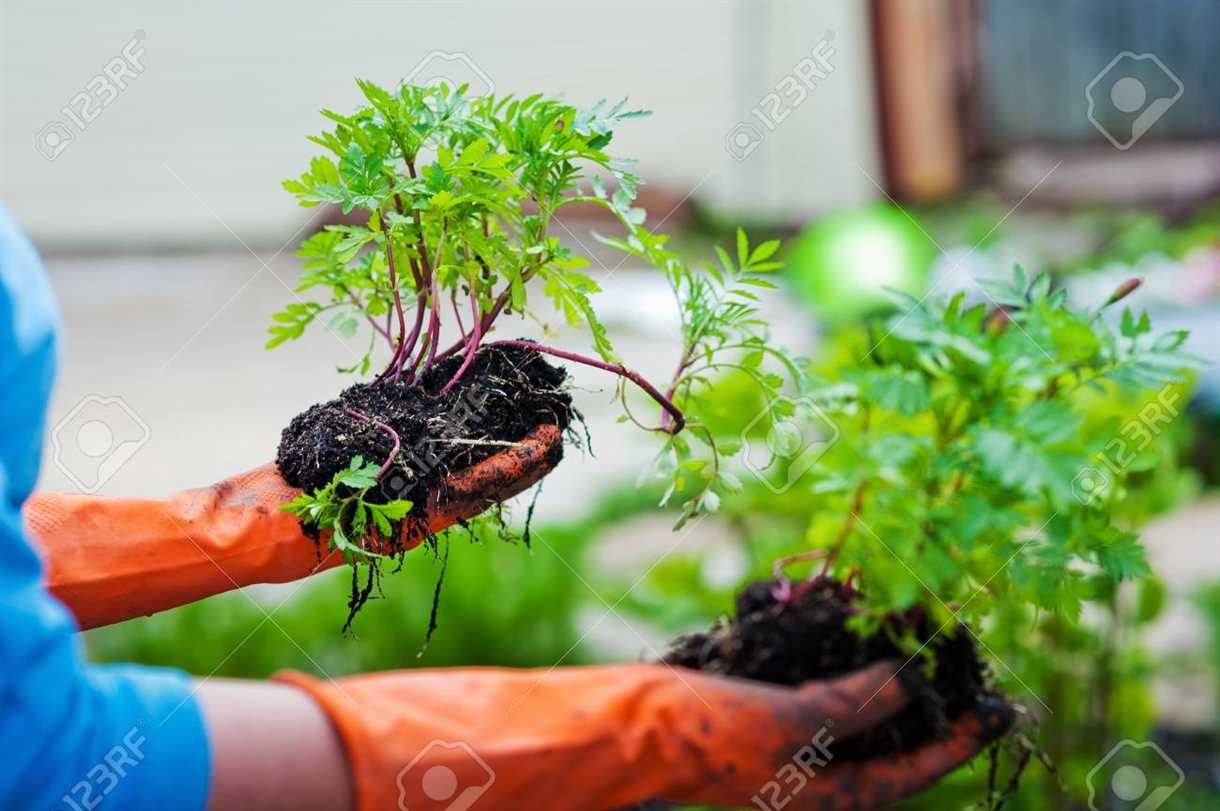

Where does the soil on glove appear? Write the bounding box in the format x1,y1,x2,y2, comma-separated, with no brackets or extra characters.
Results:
663,578,989,759
276,343,573,515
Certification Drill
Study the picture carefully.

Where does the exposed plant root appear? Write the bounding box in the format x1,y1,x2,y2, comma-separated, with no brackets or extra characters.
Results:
978,715,1052,810
522,479,544,549
427,437,525,448
570,407,594,458
418,535,450,656
344,561,378,634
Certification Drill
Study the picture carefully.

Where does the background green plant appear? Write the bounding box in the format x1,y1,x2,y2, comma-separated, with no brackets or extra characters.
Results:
607,276,1205,808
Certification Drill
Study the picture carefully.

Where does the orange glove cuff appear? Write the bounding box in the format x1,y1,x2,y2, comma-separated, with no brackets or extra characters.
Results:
273,662,965,811
26,464,336,629
276,664,719,811
26,424,561,629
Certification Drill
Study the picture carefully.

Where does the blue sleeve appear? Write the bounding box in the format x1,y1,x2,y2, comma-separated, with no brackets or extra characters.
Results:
0,205,212,811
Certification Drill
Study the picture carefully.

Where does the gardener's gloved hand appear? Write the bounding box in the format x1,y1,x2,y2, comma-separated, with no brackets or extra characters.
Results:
276,660,1011,811
24,423,561,629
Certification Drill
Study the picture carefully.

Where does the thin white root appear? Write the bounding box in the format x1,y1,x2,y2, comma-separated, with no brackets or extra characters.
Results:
425,437,525,448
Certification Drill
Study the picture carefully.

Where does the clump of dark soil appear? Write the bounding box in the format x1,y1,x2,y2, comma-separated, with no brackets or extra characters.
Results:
277,343,574,513
276,344,575,633
663,578,990,759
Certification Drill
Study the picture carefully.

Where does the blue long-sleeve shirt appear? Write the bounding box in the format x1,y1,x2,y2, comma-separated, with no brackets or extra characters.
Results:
0,205,211,811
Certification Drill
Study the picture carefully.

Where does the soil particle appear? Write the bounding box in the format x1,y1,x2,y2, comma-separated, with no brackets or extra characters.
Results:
662,578,989,758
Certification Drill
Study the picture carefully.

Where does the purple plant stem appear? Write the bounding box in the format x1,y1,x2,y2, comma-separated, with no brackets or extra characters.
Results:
817,481,868,578
770,549,830,603
487,339,686,434
659,344,696,433
388,160,439,382
386,192,426,381
434,296,504,364
433,262,534,364
420,269,443,375
399,251,439,380
403,332,431,383
439,293,483,396
450,290,468,342
374,237,410,383
392,292,427,384
343,407,401,478
377,261,426,385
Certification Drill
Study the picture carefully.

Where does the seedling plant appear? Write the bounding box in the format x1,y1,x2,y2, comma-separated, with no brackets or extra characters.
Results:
790,271,1199,634
269,80,802,624
650,267,1202,796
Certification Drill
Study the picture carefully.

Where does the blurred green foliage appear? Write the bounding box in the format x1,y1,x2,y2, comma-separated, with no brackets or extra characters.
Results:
610,279,1205,808
86,486,658,677
1196,581,1220,722
915,195,1220,276
1060,202,1220,273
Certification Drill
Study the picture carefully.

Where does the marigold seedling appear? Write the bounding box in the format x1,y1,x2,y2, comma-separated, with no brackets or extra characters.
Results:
269,80,803,628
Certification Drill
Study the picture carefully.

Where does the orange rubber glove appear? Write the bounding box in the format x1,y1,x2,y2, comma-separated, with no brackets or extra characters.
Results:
25,424,562,629
277,660,1011,811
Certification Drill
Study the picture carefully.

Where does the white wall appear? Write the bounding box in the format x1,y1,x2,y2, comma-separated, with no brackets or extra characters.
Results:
1,0,881,251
